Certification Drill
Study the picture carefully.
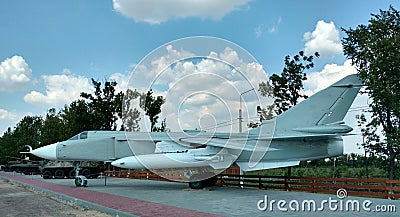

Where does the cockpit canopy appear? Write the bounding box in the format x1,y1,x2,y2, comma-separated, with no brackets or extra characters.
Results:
68,131,88,140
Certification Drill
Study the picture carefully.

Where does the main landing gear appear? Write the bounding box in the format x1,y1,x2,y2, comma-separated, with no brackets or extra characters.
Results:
188,172,218,189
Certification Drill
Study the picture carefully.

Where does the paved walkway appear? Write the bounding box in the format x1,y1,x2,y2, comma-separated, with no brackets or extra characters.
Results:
1,172,399,217
0,178,110,217
0,172,220,217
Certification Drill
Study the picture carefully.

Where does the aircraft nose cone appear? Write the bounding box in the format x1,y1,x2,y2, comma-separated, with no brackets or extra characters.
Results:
31,143,58,160
111,159,126,168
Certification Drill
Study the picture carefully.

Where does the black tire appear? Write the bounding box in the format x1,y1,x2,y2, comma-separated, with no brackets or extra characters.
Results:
81,169,91,178
75,176,83,186
188,173,217,189
54,169,65,179
189,180,204,189
42,170,53,179
189,174,205,189
204,175,218,187
68,170,76,179
75,176,88,187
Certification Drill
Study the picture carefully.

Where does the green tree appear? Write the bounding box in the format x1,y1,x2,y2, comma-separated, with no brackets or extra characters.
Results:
251,50,319,129
61,100,95,137
0,128,17,163
342,6,400,179
139,89,165,132
260,51,319,115
41,108,66,145
356,113,381,178
81,79,123,130
0,116,44,162
121,89,141,132
12,116,43,150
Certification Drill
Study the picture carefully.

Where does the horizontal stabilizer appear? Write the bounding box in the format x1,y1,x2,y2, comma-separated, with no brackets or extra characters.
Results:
293,124,353,134
20,145,33,154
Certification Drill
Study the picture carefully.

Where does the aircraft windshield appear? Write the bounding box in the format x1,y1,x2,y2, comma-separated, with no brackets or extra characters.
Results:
68,131,88,140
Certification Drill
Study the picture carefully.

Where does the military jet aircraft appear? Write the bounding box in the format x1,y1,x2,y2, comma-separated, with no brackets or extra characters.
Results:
29,74,363,189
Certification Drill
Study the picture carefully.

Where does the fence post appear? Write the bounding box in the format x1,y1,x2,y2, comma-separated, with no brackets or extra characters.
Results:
384,181,388,199
284,177,288,191
220,175,225,186
312,178,315,193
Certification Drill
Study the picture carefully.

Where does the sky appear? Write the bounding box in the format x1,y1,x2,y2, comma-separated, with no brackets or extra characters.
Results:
1,0,399,153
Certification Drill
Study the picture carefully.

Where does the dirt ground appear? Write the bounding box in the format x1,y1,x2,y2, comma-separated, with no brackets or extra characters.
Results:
0,179,111,217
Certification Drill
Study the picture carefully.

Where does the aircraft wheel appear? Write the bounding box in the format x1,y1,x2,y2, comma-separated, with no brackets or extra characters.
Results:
54,169,65,179
189,174,205,189
189,180,204,189
75,176,88,187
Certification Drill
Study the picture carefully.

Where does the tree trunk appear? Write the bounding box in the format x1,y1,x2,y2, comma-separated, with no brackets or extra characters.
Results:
388,146,395,180
287,167,292,179
389,155,395,181
365,151,369,178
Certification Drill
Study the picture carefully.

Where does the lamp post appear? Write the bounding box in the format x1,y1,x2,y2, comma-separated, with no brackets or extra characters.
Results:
239,88,254,133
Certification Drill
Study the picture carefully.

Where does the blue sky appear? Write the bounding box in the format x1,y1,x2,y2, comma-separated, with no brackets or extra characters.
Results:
1,0,399,153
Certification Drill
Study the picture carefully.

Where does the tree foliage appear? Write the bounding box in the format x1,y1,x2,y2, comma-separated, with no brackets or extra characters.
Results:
251,51,319,128
61,100,94,137
342,6,400,179
356,113,381,155
12,116,43,150
0,116,43,162
0,128,15,163
41,108,65,145
260,51,319,115
139,89,165,132
121,89,141,132
81,79,123,130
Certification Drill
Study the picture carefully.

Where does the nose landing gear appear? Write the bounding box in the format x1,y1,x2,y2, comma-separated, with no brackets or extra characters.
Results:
73,162,87,187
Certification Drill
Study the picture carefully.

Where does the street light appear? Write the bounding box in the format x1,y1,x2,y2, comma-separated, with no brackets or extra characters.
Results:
239,88,254,133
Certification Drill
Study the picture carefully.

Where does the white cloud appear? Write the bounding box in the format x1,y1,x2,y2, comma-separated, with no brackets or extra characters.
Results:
24,74,93,107
303,20,342,58
112,0,252,24
128,44,268,132
148,44,194,80
304,59,357,95
268,16,282,33
0,109,18,120
110,72,130,93
254,16,282,38
254,25,264,38
0,55,32,92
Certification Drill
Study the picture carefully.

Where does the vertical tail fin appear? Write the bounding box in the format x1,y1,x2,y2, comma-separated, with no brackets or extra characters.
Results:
275,74,363,131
